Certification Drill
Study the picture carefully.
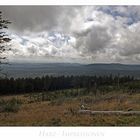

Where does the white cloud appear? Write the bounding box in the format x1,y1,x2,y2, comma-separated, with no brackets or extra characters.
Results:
2,6,140,64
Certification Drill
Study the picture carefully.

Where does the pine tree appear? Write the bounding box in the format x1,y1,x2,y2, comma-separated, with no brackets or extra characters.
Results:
0,11,11,75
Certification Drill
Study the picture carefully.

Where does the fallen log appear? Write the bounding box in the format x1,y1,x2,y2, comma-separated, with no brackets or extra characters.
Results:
78,110,140,115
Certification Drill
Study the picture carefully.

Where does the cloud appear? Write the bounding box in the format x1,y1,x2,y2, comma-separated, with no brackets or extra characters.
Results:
117,22,140,56
72,9,116,58
71,6,140,64
1,6,140,64
9,31,84,62
0,6,78,33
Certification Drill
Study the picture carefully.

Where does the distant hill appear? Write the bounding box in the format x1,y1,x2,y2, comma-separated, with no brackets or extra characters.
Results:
2,63,140,78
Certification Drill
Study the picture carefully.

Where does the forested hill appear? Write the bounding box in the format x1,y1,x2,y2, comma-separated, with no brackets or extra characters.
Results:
2,63,140,78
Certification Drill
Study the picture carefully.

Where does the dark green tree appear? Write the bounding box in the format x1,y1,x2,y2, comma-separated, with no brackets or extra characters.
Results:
0,11,11,76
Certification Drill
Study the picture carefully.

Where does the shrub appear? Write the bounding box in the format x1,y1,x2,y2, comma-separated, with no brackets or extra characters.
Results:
50,118,62,126
67,107,78,115
0,98,22,113
81,96,93,104
48,98,64,106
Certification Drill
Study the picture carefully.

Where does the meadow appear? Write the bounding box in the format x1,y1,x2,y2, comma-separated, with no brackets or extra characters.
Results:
0,88,140,126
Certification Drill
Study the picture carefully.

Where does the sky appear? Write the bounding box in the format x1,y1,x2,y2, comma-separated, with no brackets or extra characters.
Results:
1,6,140,64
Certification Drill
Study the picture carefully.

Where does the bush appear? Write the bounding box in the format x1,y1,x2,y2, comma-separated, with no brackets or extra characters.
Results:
0,98,22,113
67,107,78,115
50,118,62,126
48,98,64,106
81,96,93,104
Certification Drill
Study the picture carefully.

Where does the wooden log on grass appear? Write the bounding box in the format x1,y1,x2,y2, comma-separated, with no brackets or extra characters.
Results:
78,110,140,115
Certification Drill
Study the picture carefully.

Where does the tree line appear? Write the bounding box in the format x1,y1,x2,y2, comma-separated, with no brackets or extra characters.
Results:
0,75,134,95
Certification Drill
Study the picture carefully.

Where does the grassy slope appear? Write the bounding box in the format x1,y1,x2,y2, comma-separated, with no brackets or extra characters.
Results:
0,90,140,126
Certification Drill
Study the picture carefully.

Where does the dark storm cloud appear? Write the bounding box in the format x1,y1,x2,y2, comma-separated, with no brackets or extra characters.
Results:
0,6,72,32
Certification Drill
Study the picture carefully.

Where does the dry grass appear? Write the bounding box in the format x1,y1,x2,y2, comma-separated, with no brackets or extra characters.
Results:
0,91,140,126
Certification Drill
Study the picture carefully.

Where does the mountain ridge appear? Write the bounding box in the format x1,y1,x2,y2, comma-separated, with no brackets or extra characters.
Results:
2,63,140,78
